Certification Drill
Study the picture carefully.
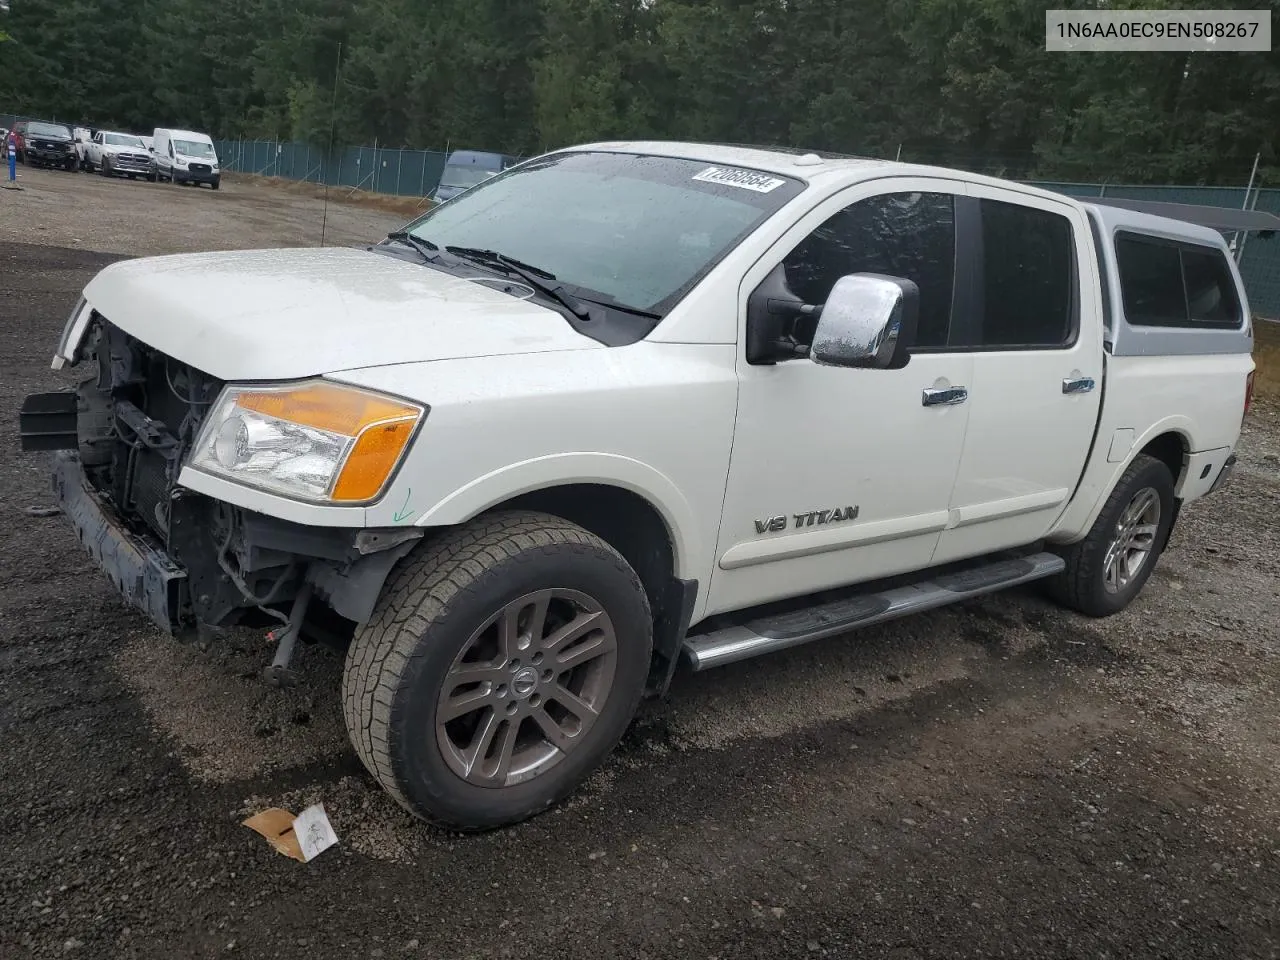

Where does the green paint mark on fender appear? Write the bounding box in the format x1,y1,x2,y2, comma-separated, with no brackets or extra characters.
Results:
392,489,414,523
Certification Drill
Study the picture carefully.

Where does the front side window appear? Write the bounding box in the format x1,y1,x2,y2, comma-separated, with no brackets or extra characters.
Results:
780,191,957,348
402,150,806,316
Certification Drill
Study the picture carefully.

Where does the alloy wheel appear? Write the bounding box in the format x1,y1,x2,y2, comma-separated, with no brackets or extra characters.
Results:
434,588,618,788
1102,486,1162,594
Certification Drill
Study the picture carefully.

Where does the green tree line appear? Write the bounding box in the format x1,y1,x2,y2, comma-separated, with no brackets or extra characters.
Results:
1,0,1277,184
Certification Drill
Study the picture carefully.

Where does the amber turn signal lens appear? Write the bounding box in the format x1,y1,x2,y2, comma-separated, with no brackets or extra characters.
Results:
332,418,418,501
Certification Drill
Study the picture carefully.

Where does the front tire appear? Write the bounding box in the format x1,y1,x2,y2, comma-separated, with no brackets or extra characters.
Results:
1047,453,1176,617
342,510,653,831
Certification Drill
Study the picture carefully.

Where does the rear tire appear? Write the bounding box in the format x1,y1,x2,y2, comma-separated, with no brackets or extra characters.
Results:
1046,454,1176,617
342,510,653,831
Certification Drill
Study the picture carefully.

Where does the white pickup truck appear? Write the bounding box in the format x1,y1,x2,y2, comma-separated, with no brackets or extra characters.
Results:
20,141,1259,831
86,130,157,181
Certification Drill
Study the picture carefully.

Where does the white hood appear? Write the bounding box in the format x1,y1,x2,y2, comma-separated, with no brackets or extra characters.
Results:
81,246,601,380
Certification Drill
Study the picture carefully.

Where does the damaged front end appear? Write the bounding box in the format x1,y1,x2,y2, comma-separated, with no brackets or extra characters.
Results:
20,315,422,681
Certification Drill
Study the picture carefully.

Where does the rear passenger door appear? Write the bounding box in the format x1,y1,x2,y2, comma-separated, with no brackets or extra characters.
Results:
931,183,1104,565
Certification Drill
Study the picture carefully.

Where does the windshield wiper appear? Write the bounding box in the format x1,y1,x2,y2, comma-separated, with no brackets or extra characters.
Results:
443,246,594,322
573,295,662,321
384,231,442,262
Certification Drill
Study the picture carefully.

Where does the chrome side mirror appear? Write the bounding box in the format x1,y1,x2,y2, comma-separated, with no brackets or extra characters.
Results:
811,273,919,370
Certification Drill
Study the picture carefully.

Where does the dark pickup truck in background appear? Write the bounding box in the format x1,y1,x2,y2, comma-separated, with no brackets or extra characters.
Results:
13,119,77,170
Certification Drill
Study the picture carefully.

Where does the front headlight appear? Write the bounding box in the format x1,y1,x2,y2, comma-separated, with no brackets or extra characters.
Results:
189,381,426,504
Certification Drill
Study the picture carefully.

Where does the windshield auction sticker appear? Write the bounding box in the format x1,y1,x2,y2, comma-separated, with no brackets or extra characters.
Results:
692,166,787,193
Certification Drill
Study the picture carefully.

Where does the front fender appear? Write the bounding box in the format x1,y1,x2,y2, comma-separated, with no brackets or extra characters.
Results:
412,452,700,582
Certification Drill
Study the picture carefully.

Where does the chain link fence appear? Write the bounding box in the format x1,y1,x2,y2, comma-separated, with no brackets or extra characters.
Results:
212,139,454,198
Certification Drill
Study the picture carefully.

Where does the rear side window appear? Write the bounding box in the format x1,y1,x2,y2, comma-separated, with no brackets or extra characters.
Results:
1115,232,1242,328
971,198,1075,348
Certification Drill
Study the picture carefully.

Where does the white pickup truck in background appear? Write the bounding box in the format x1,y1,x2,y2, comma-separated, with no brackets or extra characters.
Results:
86,129,157,181
19,141,1260,832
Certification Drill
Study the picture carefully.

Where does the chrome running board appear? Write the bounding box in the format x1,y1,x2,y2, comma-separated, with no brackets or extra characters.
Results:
682,552,1065,671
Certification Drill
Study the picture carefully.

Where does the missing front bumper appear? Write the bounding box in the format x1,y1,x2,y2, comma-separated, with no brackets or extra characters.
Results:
50,451,187,634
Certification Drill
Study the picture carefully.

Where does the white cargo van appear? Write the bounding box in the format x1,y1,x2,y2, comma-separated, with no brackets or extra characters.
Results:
152,127,220,189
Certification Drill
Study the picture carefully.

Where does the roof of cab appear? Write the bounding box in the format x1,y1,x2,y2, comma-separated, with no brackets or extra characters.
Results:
565,139,889,178
561,140,1253,251
563,139,1091,207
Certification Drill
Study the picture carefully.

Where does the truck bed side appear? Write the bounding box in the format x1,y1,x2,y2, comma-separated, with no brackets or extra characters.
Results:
1048,203,1254,543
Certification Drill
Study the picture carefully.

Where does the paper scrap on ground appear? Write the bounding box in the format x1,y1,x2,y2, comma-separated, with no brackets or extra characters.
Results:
242,803,339,863
292,803,339,861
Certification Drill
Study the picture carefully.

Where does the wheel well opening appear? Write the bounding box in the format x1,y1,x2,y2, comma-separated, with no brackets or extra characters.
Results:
499,484,675,616
1139,432,1188,487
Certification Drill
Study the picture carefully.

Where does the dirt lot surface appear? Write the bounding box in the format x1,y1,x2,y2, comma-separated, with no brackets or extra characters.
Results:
2,165,1280,959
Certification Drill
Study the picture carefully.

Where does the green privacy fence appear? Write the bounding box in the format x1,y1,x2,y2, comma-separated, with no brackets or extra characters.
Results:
212,139,452,198
211,140,1280,318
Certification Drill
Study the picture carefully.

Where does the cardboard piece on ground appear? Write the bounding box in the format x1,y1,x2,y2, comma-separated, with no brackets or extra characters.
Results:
242,803,339,863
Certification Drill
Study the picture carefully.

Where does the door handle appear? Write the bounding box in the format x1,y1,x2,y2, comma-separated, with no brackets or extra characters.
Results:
922,385,968,407
1062,376,1096,395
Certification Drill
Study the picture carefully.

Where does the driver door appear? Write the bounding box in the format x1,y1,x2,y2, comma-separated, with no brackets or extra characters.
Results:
706,178,974,617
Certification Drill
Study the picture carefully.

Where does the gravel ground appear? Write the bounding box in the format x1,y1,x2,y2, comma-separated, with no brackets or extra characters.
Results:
2,165,1279,959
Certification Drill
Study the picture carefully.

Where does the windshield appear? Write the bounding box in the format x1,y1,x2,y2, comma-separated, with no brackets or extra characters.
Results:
402,151,805,314
104,133,144,148
174,139,216,159
439,165,499,190
29,122,71,139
